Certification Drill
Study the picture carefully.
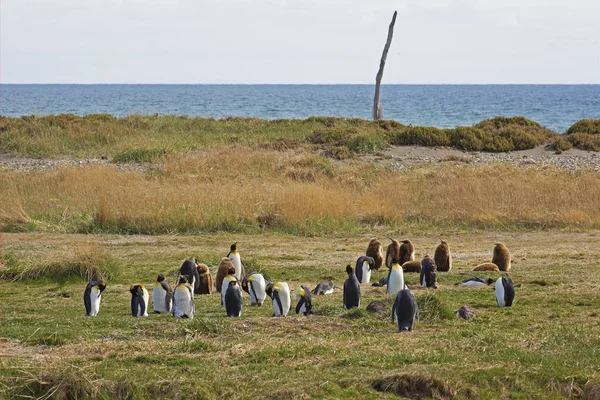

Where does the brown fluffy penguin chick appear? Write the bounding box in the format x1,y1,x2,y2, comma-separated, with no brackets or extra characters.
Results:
434,240,452,272
401,260,422,273
399,239,415,265
492,242,511,272
366,238,384,270
472,262,500,272
195,262,214,295
385,239,401,269
215,257,236,293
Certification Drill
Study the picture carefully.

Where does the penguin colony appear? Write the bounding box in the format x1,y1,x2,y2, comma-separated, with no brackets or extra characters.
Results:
84,240,516,331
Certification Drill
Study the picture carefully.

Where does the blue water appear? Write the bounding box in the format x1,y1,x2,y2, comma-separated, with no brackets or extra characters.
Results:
1,84,599,132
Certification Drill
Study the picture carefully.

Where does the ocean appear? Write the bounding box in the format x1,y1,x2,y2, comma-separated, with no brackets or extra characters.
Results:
1,84,599,133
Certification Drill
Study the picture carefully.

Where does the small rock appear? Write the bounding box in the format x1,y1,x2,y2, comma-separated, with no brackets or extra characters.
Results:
456,305,476,320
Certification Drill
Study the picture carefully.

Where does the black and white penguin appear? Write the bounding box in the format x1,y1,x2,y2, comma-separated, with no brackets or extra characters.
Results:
221,272,239,307
84,280,106,317
355,256,375,284
130,284,149,317
420,255,437,289
392,288,418,331
179,258,200,292
224,280,243,317
295,285,313,316
227,242,246,280
458,276,495,287
266,282,291,317
311,279,336,295
495,274,515,307
343,264,361,309
173,275,195,318
241,272,267,306
153,274,173,314
386,259,405,296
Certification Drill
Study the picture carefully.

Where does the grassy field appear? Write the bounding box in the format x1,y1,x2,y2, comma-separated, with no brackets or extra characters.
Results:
1,230,600,399
2,115,600,398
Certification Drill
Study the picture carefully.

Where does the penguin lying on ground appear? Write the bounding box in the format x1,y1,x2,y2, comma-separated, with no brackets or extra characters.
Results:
295,285,313,316
312,279,336,295
495,274,515,307
343,264,361,309
153,274,173,314
173,276,195,318
266,282,291,317
130,284,149,317
355,255,375,284
84,280,106,317
392,288,418,331
242,272,267,306
224,280,243,317
457,276,495,287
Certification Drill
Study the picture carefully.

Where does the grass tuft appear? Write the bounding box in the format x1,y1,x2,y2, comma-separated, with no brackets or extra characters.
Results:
372,373,462,399
416,292,455,322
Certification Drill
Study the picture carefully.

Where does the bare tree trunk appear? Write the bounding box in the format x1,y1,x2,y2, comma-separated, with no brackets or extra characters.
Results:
373,11,397,120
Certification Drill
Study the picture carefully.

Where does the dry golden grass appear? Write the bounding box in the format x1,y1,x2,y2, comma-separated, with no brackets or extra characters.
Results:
2,147,600,234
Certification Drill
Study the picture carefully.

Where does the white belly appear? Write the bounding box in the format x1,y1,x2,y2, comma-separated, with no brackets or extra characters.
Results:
495,278,505,307
153,286,169,313
229,254,242,280
460,280,486,287
387,269,405,295
250,275,266,305
174,286,194,318
142,289,149,317
273,285,291,317
221,276,239,307
360,261,371,284
89,287,101,316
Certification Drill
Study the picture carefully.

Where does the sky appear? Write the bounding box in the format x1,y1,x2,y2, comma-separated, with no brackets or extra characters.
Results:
1,0,599,84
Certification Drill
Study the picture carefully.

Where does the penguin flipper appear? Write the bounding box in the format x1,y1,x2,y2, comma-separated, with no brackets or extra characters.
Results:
274,291,283,316
84,288,92,315
295,298,305,315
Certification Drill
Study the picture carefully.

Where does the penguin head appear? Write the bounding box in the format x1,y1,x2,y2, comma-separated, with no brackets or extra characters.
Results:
402,239,412,245
178,275,188,285
391,258,401,267
486,278,495,285
440,240,447,245
265,281,275,298
230,242,237,252
98,281,107,292
130,284,143,296
196,263,208,274
227,266,236,275
345,264,355,275
156,274,165,282
228,280,238,289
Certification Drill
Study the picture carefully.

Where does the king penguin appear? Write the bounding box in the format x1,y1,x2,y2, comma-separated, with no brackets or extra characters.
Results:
224,280,243,317
173,275,195,318
130,284,149,317
84,280,106,317
295,285,313,316
311,279,336,295
343,264,361,309
242,272,267,306
419,255,438,289
387,259,405,296
153,273,173,314
179,258,200,293
392,288,418,331
495,274,515,307
221,271,239,307
355,256,375,285
227,242,246,280
458,276,494,287
266,282,291,317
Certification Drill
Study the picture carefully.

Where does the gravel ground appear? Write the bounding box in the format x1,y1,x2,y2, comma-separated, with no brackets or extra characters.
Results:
1,145,599,172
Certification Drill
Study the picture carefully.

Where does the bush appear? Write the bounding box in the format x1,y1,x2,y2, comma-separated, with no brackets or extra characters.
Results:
393,126,451,147
566,119,600,135
552,137,573,153
566,133,600,152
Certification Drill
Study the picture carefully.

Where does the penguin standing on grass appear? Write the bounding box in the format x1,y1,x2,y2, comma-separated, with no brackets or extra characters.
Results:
266,282,291,317
221,272,239,307
179,258,200,293
130,284,149,317
355,256,375,284
420,255,438,289
392,289,418,331
295,285,313,316
242,272,267,306
227,242,246,280
153,274,173,314
495,274,515,307
387,259,405,296
224,280,243,317
173,276,195,318
84,280,106,317
343,264,361,309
